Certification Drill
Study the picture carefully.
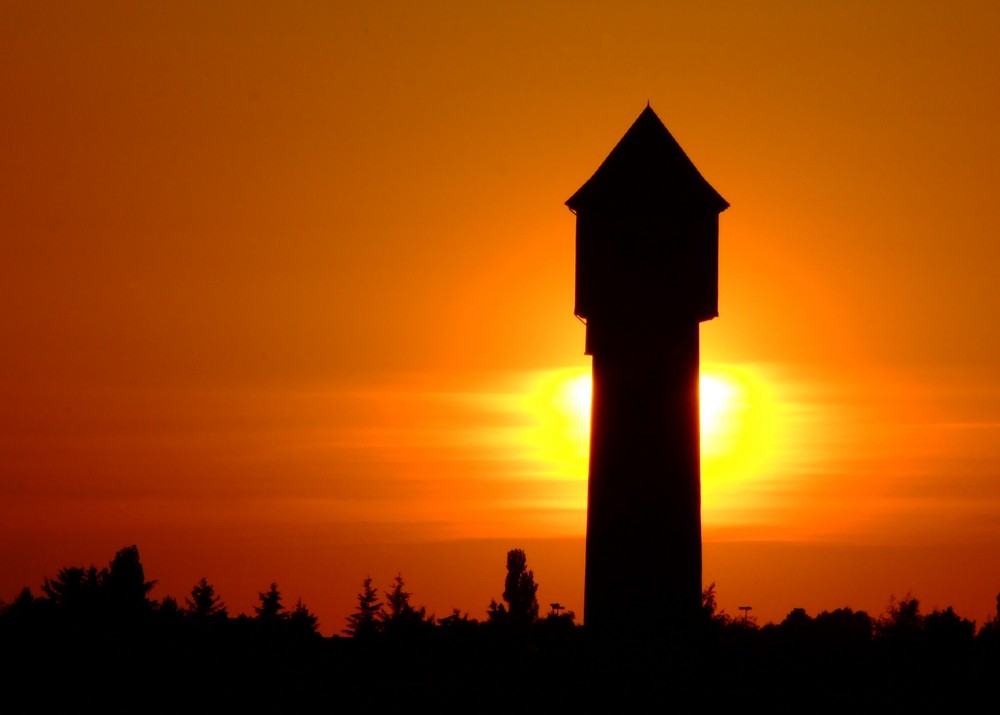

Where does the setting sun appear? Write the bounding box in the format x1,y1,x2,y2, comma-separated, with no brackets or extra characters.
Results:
525,363,781,491
556,370,593,437
524,368,592,474
699,363,783,528
700,372,738,456
517,362,785,535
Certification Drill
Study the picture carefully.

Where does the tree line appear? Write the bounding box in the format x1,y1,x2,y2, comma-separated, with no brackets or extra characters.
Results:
0,545,577,641
2,544,999,710
3,543,1000,643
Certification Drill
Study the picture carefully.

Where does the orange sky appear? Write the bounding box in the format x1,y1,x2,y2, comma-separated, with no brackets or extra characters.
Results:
3,2,1000,632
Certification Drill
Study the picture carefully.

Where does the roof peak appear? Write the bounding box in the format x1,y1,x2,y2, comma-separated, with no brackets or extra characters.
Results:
565,105,728,213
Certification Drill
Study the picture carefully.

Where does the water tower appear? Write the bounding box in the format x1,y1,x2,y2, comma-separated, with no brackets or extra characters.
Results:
566,105,728,638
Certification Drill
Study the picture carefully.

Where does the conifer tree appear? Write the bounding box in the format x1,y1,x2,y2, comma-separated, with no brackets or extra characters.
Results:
288,598,321,637
381,573,431,635
343,576,382,639
254,582,286,622
185,578,228,619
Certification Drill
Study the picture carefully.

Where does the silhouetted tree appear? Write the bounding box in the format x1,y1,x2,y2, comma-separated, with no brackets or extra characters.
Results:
155,595,181,622
877,593,922,642
486,598,505,622
104,545,155,619
41,565,105,616
814,607,874,646
0,587,40,628
383,574,413,621
539,603,577,637
782,607,813,628
924,606,975,650
254,583,286,622
288,598,321,638
436,608,480,650
775,607,814,644
343,576,383,639
700,582,718,613
698,582,734,640
153,596,181,616
766,606,872,665
185,578,228,619
438,608,477,630
489,549,538,628
874,593,927,672
381,574,432,637
1,587,34,614
978,592,1000,648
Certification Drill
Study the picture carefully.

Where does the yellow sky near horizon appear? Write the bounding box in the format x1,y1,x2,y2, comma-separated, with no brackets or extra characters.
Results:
3,1,1000,630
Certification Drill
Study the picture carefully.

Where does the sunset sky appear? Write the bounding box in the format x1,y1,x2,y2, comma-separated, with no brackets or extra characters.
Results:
3,2,1000,633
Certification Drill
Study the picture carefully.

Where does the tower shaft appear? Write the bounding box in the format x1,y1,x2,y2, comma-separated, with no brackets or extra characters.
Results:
584,320,702,635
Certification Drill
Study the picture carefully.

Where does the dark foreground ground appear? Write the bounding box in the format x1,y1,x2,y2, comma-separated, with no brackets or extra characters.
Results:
3,624,997,714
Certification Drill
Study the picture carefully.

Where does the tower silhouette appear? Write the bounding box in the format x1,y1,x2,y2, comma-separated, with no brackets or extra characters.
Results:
566,105,728,638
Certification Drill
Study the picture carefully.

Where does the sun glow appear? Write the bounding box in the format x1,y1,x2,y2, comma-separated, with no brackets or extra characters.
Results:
559,372,593,435
519,363,781,528
701,369,759,464
699,364,779,474
698,363,782,529
525,368,592,470
700,372,738,457
533,366,776,461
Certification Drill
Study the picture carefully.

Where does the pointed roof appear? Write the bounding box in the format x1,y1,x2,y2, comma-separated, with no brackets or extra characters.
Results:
566,105,729,214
